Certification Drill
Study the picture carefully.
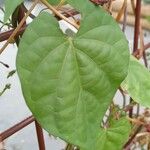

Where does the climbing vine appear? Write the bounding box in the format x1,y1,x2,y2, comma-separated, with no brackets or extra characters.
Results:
1,0,150,149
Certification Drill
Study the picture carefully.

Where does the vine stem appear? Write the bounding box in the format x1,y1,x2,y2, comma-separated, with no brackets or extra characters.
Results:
0,0,39,55
124,125,142,149
40,0,79,29
122,0,127,32
116,0,127,22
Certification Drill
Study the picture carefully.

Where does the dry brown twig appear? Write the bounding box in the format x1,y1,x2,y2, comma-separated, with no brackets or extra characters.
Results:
131,0,136,14
127,117,145,126
116,0,127,22
41,0,79,29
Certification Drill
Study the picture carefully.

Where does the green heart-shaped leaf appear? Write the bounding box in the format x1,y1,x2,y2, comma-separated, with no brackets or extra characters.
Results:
17,3,129,149
121,56,150,107
95,118,131,150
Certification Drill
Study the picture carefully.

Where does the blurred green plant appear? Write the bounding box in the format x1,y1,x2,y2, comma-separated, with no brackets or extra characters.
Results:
143,0,150,4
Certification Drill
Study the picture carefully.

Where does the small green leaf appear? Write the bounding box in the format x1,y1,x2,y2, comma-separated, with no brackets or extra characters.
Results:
17,3,129,150
0,83,11,96
7,70,16,78
95,118,131,150
121,56,150,107
4,0,23,22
